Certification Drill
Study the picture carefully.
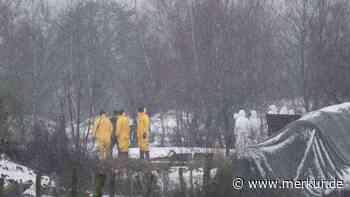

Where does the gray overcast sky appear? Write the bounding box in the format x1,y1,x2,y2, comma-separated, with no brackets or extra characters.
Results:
45,0,148,12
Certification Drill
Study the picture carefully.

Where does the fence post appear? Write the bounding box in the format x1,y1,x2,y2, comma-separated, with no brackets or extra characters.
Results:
0,177,4,197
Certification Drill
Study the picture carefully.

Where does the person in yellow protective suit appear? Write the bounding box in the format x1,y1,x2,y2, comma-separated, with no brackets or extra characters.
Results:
116,110,130,160
136,107,150,160
92,110,113,160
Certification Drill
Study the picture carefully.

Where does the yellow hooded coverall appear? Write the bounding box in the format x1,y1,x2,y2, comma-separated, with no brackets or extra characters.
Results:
92,114,113,160
137,112,150,151
116,115,130,152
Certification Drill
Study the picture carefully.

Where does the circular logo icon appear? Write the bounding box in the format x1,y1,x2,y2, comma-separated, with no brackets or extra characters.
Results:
233,177,243,190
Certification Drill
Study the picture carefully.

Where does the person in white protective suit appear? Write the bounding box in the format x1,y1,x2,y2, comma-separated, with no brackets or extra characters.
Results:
234,109,251,158
249,110,261,143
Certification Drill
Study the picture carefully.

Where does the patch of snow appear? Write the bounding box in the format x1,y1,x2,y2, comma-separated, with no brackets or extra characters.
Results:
279,106,288,114
150,111,192,146
267,98,306,114
300,111,321,121
288,109,295,115
260,133,297,153
166,166,217,189
268,105,278,114
320,102,350,113
0,155,53,196
112,147,234,159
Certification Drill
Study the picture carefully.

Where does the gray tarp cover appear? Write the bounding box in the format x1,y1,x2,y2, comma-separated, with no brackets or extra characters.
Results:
246,103,350,196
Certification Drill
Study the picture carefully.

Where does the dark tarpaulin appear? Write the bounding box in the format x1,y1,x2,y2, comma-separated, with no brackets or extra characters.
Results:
266,114,301,136
243,103,350,196
302,103,350,165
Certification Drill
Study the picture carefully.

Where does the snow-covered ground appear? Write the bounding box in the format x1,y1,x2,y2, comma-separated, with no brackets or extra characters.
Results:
112,146,232,160
0,154,53,196
166,166,217,189
150,111,179,146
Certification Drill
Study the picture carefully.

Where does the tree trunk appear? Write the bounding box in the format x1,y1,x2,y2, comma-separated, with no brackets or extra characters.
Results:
301,0,310,112
179,167,186,196
71,167,78,197
203,156,212,197
160,112,165,146
35,171,42,197
109,172,116,197
188,0,200,76
224,106,232,157
161,171,169,196
189,167,194,197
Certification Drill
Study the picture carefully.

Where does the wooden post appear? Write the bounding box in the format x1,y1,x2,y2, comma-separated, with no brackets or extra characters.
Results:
203,155,212,197
36,171,41,197
190,166,194,197
109,171,115,197
179,167,186,196
71,167,78,197
0,177,4,197
95,173,106,197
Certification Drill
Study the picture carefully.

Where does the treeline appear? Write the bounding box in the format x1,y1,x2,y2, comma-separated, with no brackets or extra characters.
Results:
1,0,350,144
1,0,350,196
